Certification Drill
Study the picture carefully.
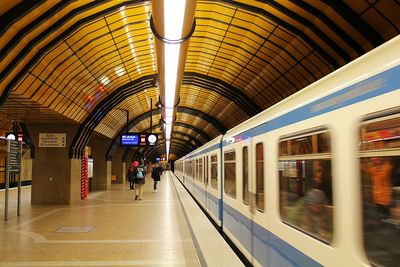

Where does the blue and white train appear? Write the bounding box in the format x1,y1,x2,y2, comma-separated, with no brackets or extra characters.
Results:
174,35,400,266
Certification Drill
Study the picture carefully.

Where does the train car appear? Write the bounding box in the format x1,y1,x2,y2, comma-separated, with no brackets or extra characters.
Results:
174,35,400,266
175,136,223,225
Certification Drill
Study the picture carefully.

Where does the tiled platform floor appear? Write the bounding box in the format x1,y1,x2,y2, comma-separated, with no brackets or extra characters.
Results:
0,171,243,267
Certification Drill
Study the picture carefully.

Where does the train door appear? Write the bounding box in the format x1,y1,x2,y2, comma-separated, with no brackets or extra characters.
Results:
203,156,207,209
248,139,265,265
204,154,212,217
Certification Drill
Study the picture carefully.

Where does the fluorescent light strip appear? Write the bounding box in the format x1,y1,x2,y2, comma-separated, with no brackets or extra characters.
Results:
164,0,186,39
163,0,187,159
166,140,170,161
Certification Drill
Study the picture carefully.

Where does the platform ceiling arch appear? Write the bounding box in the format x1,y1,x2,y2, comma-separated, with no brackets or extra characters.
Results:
0,0,399,160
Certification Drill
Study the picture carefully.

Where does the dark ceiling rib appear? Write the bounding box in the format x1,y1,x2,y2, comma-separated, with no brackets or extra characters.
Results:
177,106,227,133
263,0,351,62
107,123,202,161
193,18,321,83
0,1,44,38
171,131,204,148
187,45,296,103
0,0,106,77
0,0,144,106
222,0,339,68
104,16,133,82
206,7,237,77
70,76,155,159
183,72,262,116
145,137,197,158
289,0,364,55
149,122,211,142
105,109,219,160
146,143,192,162
70,71,236,160
320,0,383,47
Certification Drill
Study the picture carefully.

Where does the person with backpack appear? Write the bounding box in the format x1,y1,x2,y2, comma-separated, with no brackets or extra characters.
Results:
127,162,136,190
151,163,161,192
134,160,146,200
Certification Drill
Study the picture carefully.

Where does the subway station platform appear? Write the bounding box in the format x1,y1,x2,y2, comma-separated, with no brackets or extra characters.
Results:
0,172,243,267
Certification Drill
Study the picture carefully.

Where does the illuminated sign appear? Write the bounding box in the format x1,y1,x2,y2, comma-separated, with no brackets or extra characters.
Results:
120,134,139,146
120,133,158,146
147,134,158,146
6,132,24,142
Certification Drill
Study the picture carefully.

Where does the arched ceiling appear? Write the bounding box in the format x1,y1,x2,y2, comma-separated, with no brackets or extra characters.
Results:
0,0,399,161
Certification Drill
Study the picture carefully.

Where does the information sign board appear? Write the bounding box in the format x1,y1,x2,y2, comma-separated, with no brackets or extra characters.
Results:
120,133,158,146
120,134,139,146
39,133,66,147
9,140,21,173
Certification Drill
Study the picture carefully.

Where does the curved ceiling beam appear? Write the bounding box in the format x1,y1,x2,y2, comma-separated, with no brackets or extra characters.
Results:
166,144,193,159
105,107,220,160
148,122,212,142
320,0,383,47
0,0,43,38
118,123,200,162
0,0,144,106
289,0,364,55
120,130,202,162
262,1,351,62
69,70,248,159
69,75,154,158
177,106,227,133
222,0,340,68
170,131,204,147
183,72,262,116
146,143,192,162
145,138,196,159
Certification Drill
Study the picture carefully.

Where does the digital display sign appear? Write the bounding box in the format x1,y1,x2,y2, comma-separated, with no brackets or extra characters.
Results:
120,134,139,146
120,133,158,146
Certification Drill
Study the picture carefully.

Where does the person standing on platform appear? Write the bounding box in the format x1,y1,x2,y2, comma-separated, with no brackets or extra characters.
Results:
127,162,136,190
152,163,161,192
134,160,146,200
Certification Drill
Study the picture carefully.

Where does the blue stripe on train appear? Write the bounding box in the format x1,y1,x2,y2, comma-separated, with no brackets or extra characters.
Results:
222,65,400,146
191,182,321,266
186,143,221,159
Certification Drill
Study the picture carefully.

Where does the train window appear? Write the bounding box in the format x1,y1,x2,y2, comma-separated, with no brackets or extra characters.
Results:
192,160,195,179
279,131,331,156
211,154,218,189
256,143,264,211
205,156,209,185
224,151,236,198
195,159,198,180
199,158,203,182
359,114,400,267
279,130,333,243
243,146,249,205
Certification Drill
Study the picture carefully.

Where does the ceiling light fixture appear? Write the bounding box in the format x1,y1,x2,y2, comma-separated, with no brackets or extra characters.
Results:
100,76,110,86
151,0,197,161
115,67,125,77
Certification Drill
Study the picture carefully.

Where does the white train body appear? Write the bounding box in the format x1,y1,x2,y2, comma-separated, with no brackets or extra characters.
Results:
175,36,400,266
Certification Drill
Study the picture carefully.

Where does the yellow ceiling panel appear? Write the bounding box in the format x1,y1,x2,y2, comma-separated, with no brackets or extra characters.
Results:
0,1,59,53
43,90,60,107
195,25,226,37
0,0,399,158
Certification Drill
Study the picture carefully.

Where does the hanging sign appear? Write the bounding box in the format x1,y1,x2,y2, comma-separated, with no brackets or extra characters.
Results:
120,133,158,146
39,133,66,147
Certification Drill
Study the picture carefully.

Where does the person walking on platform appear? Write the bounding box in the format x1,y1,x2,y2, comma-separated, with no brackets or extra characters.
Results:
134,160,146,200
152,163,161,192
127,162,136,190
